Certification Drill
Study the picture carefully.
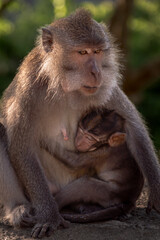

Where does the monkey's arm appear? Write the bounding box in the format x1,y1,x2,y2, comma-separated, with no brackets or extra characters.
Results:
7,113,68,237
41,140,111,169
107,86,160,213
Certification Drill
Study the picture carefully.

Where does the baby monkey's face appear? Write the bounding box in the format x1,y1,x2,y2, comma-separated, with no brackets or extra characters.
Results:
75,109,126,152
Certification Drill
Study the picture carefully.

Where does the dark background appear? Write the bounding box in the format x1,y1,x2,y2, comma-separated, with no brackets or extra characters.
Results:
0,0,160,154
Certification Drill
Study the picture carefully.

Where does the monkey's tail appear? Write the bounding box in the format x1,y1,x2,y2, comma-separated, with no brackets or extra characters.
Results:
61,203,134,223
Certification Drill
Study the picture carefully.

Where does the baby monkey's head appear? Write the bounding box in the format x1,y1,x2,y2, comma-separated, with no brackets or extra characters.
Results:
75,109,126,152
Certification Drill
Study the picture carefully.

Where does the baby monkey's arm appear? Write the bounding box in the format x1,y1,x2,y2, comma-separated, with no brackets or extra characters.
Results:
41,132,126,169
41,140,108,169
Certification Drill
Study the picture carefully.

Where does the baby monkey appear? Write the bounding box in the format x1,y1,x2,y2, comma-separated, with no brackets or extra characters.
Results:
75,109,126,152
56,109,128,171
47,109,144,222
45,109,127,171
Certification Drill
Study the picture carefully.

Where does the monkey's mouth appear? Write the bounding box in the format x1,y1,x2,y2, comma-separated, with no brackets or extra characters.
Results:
82,85,98,94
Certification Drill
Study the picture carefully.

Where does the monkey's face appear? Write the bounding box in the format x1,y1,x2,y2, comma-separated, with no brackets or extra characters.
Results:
75,109,125,152
75,110,109,152
75,126,98,152
60,46,109,96
41,9,121,101
59,42,120,99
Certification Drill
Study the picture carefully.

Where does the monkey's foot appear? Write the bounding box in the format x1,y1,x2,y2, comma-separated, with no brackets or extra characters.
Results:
31,215,70,238
62,202,134,223
6,204,36,227
70,203,104,214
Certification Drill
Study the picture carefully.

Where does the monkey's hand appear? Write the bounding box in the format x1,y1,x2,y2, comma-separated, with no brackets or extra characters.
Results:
146,190,160,214
31,201,70,238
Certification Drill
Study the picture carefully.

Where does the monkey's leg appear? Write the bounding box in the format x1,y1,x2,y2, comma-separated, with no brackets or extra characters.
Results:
55,176,121,210
55,177,133,223
61,202,134,223
0,142,35,227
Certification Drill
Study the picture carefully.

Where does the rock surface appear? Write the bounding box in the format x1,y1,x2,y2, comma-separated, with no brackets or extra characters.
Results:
1,185,160,240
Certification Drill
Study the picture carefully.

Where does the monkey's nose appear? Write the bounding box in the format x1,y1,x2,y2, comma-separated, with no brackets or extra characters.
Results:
91,64,100,80
91,64,100,79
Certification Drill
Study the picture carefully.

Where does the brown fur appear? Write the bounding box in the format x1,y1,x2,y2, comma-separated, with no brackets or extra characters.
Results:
0,8,160,238
44,109,143,222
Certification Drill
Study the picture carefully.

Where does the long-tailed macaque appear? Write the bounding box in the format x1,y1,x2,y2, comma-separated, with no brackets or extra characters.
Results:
0,111,143,224
43,109,143,222
0,9,160,238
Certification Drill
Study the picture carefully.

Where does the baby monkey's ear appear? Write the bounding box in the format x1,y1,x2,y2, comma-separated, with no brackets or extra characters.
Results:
108,132,126,147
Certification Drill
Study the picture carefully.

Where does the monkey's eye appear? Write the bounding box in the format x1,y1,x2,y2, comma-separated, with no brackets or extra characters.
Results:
78,50,88,55
86,135,94,141
94,49,101,54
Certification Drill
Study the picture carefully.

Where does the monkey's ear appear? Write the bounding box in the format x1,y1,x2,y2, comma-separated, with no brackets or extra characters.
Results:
108,132,126,147
41,27,53,53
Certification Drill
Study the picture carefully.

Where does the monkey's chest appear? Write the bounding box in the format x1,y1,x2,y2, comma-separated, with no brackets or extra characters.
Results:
39,105,93,189
39,148,95,192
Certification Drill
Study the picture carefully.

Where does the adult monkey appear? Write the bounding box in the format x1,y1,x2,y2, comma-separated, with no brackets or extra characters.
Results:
0,9,160,238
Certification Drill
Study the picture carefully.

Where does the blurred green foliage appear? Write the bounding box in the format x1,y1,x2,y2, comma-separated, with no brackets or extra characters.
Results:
138,81,160,151
0,0,160,151
130,0,160,152
129,0,160,67
0,0,54,93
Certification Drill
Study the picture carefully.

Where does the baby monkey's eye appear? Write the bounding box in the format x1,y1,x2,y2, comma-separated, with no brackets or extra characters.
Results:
78,50,88,55
86,135,94,141
94,49,102,54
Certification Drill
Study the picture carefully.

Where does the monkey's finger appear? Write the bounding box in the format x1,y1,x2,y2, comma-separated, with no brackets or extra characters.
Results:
31,223,55,238
59,216,70,228
38,223,54,238
31,223,42,238
46,225,55,237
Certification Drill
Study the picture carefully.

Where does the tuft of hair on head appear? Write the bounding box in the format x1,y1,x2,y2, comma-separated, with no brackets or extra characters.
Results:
69,8,92,26
66,8,106,46
39,7,110,54
46,8,107,47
